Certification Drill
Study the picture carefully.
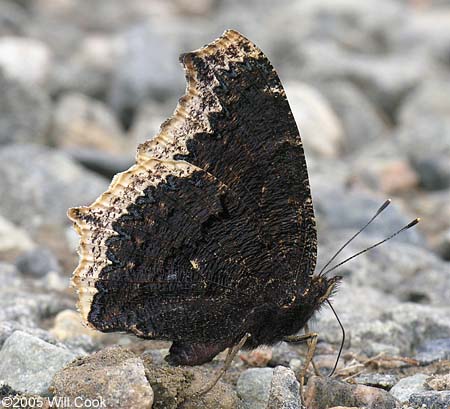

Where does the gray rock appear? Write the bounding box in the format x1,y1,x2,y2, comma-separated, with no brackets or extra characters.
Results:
51,92,128,155
398,79,450,125
353,157,419,195
173,0,218,16
305,375,399,409
0,331,77,395
65,148,134,179
62,335,97,355
108,22,186,113
0,214,34,257
346,137,420,195
140,349,167,367
396,118,450,159
389,9,450,66
409,189,450,238
316,285,450,356
314,283,399,354
313,184,423,246
237,367,274,409
0,144,108,230
0,71,51,145
289,0,405,54
0,1,29,36
321,238,450,305
415,338,450,364
36,271,69,292
284,82,344,158
298,41,430,116
267,366,301,409
390,374,428,403
0,288,72,326
0,261,24,288
0,321,58,349
409,391,450,409
354,373,399,390
51,346,153,409
128,100,174,147
16,246,61,277
350,319,408,356
49,34,123,98
308,157,350,193
413,155,450,191
316,80,390,154
31,0,167,35
384,304,450,353
395,118,450,190
270,342,301,367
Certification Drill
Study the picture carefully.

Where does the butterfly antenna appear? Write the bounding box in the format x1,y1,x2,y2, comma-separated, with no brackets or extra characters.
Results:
323,218,420,276
327,300,345,377
319,199,392,275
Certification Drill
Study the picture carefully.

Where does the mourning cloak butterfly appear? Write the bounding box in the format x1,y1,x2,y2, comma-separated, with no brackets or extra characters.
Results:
68,30,340,372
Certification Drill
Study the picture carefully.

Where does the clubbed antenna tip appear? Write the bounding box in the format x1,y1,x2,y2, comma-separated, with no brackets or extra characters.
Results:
407,218,420,229
376,198,391,215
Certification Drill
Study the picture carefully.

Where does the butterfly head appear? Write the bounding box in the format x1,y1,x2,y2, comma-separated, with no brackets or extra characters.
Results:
282,274,341,313
306,274,341,310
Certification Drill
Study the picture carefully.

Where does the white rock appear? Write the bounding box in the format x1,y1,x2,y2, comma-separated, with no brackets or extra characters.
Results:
76,35,124,73
0,214,35,254
284,82,343,158
0,37,52,86
390,374,428,403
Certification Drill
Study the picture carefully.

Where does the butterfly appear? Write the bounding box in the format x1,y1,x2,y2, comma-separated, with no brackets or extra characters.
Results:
68,29,340,381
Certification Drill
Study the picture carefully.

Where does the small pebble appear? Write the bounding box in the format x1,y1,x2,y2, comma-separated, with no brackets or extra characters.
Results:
237,367,274,409
390,373,428,403
305,375,399,409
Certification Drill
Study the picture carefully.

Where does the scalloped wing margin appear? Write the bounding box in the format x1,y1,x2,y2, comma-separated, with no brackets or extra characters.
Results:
68,30,267,328
68,159,200,328
136,29,263,164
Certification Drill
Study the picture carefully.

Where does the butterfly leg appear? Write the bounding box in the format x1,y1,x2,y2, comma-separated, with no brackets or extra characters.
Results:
193,332,251,397
303,323,320,376
283,329,318,406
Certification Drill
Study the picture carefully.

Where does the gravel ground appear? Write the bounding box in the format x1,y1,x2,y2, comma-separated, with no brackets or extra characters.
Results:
0,1,449,408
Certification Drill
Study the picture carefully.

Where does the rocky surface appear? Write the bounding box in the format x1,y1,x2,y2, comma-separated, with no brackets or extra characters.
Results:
144,361,237,409
0,144,108,232
267,366,301,409
304,376,400,409
0,331,78,395
237,368,274,409
51,346,153,409
390,373,428,402
16,246,61,278
0,71,51,145
0,1,449,408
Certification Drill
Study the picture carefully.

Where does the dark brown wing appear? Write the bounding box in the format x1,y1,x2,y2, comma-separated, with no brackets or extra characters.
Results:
138,29,317,294
68,30,316,345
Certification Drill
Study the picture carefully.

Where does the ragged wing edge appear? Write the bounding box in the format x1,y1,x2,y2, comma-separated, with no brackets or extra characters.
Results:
67,29,262,329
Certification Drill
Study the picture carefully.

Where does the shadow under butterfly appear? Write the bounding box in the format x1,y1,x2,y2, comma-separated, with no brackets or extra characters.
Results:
68,30,419,399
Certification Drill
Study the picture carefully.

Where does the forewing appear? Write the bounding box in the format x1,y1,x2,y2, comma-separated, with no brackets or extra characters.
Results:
138,29,317,293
